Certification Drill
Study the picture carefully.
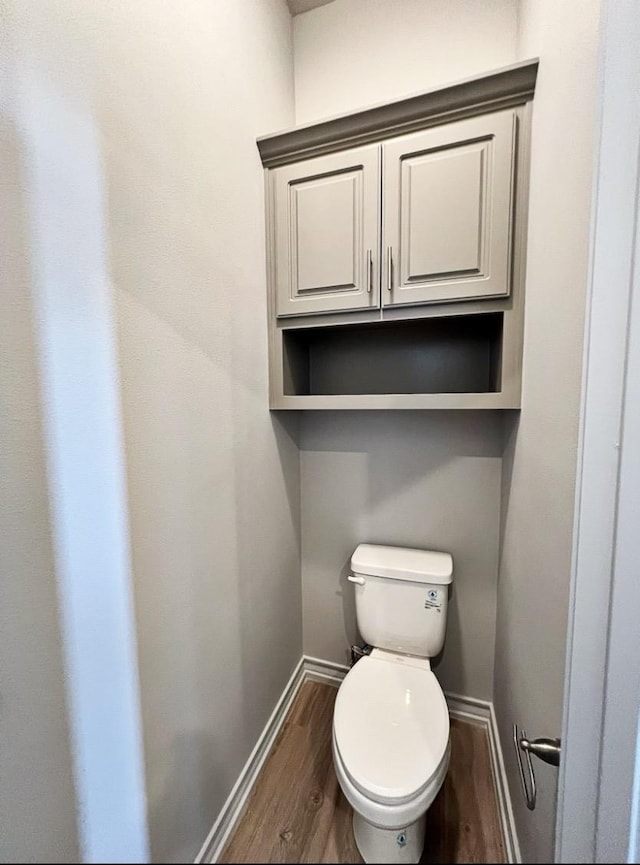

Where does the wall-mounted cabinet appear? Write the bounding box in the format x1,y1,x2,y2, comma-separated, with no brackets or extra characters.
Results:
258,60,538,409
383,110,515,307
273,145,380,316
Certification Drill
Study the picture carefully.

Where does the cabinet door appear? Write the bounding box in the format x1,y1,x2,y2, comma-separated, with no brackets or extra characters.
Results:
272,145,380,317
382,109,515,307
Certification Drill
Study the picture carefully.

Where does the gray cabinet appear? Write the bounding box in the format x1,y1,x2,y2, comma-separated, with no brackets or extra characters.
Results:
272,110,515,317
272,145,379,317
382,110,515,307
257,59,538,409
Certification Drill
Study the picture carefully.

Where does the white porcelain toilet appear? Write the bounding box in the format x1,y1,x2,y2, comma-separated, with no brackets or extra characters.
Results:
332,543,454,865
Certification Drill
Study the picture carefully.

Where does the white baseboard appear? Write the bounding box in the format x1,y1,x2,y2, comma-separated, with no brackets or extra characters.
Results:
195,656,519,864
445,691,521,864
303,654,349,686
488,702,521,864
446,690,491,723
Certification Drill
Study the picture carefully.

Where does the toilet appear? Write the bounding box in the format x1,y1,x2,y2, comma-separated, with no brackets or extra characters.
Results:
332,543,454,865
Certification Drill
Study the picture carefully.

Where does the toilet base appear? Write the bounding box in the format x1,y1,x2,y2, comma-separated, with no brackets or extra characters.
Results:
353,810,426,864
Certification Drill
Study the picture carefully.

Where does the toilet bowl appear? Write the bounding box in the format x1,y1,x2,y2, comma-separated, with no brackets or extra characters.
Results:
332,649,450,864
333,543,454,864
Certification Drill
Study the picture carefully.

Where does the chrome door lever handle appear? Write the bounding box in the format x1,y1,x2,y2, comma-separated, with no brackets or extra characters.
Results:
513,724,536,810
513,724,561,811
520,736,561,767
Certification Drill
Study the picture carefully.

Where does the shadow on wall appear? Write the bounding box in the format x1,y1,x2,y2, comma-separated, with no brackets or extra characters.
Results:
147,729,220,865
498,411,521,559
232,406,303,782
339,556,359,655
271,413,302,542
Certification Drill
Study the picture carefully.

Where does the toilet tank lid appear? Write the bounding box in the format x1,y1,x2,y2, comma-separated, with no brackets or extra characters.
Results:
351,544,453,585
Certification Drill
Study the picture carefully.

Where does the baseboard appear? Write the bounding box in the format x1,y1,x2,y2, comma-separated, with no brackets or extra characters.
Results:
303,654,349,686
445,690,491,724
194,656,306,864
445,692,521,864
488,702,522,864
195,657,520,864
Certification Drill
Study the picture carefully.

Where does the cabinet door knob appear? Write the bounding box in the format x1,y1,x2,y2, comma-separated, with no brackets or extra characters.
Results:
387,246,393,292
366,249,373,293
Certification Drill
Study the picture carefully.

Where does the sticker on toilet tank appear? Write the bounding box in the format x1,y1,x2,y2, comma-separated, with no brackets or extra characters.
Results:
424,589,442,610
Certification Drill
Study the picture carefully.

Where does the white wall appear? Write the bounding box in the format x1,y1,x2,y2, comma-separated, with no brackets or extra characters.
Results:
493,2,602,861
2,0,300,862
300,412,503,700
294,0,518,702
293,0,518,123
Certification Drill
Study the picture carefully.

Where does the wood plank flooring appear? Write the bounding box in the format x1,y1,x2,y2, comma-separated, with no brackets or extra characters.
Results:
221,680,505,864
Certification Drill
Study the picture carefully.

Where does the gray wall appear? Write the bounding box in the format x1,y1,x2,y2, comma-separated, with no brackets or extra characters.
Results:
294,0,519,703
0,22,79,859
0,2,604,861
101,1,301,861
3,0,300,862
494,2,602,861
293,0,518,124
0,284,79,865
300,412,503,700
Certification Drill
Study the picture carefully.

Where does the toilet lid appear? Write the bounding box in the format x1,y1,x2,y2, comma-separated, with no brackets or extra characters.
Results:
334,655,449,804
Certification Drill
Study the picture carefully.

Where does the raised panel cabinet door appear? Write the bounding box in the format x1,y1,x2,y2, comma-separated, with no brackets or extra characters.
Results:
272,145,380,316
382,109,516,307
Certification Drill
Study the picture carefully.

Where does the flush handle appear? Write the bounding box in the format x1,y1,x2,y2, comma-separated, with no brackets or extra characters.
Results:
347,575,365,585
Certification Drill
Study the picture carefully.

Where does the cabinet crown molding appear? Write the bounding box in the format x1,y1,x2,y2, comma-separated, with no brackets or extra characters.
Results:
257,59,538,168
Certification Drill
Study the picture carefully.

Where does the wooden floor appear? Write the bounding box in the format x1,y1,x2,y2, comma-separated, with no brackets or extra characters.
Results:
221,680,505,864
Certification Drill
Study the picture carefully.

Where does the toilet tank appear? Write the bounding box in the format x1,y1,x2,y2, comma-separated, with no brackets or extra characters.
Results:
351,544,453,658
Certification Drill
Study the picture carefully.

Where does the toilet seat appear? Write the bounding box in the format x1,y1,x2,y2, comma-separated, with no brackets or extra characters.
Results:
332,729,450,832
333,654,449,806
